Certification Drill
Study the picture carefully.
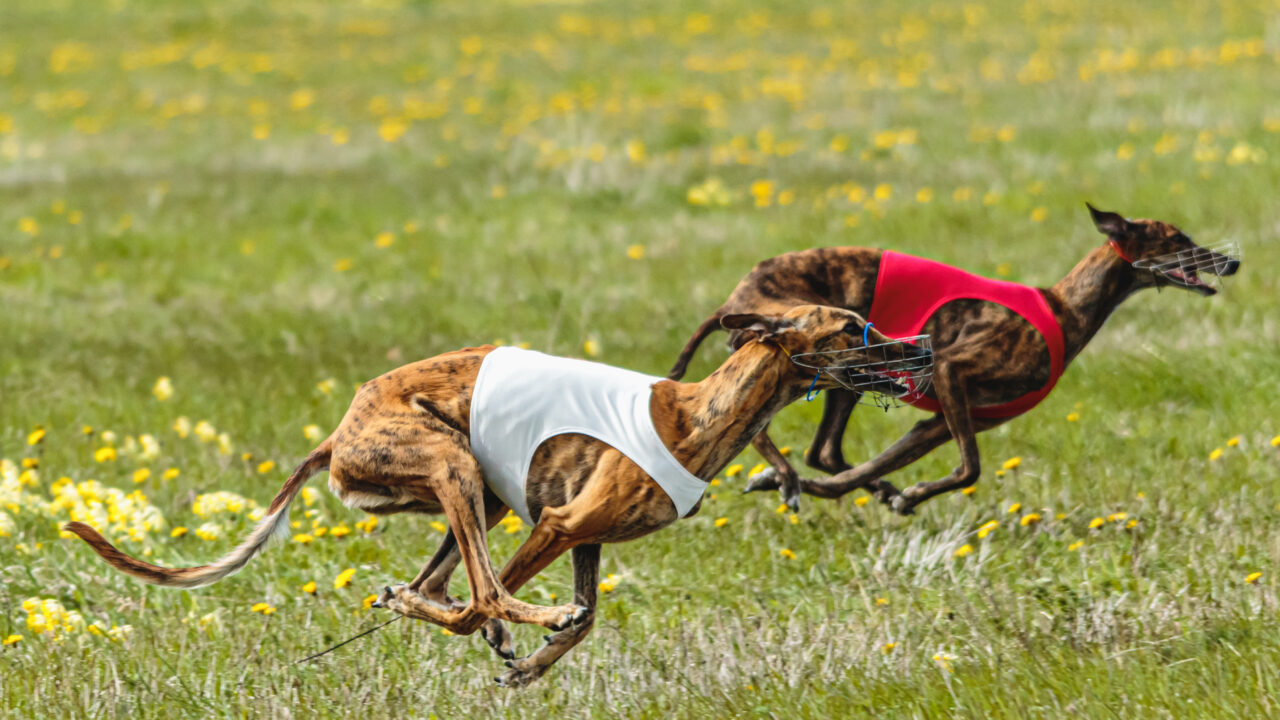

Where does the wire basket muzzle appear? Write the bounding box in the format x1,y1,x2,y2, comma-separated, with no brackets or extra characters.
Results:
1132,241,1241,290
790,335,934,403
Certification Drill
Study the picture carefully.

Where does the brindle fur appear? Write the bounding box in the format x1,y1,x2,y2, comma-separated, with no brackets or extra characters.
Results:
668,204,1240,515
66,305,925,687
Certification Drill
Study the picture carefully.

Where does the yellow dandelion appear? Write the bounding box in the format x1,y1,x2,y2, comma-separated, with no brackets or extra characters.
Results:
333,258,353,272
1270,435,1280,447
132,468,150,484
854,496,870,507
1007,502,1021,514
334,568,356,589
94,447,117,463
1088,517,1105,529
583,339,600,357
303,424,324,442
375,231,395,248
293,533,314,544
250,602,272,614
170,526,187,538
303,581,317,595
1068,540,1084,551
778,446,791,456
152,377,173,402
775,503,788,514
1020,513,1042,527
977,520,999,539
1226,436,1241,447
961,486,977,496
788,513,799,525
1002,457,1022,471
714,517,728,528
1246,571,1263,585
881,642,897,654
27,428,46,446
1209,448,1223,461
2,635,21,646
778,548,795,559
749,463,767,477
362,594,378,610
1066,412,1080,422
954,544,974,558
257,460,276,474
725,464,744,477
626,244,646,260
875,598,889,607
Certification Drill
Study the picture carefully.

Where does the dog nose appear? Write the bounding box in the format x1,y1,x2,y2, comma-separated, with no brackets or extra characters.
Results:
1222,258,1241,275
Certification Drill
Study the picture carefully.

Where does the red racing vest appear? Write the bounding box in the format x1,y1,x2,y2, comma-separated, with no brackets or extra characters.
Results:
866,250,1065,419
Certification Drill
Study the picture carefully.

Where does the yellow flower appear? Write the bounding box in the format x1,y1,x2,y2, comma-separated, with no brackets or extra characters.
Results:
303,424,324,442
714,517,728,528
362,594,378,610
625,140,646,164
953,544,974,558
788,513,799,525
132,468,150,484
27,428,46,446
1066,412,1080,422
873,183,892,200
334,568,356,589
428,520,447,534
916,187,934,203
854,496,870,507
1068,540,1084,551
1226,436,1240,447
1208,448,1223,461
961,486,977,496
875,597,889,607
152,376,173,402
710,478,722,487
250,602,273,614
749,463,767,477
1107,512,1128,522
1088,517,1105,529
583,339,600,357
193,421,216,442
1007,503,1021,514
94,447,117,463
1246,571,1263,585
333,258,353,272
293,533,314,544
1271,436,1280,447
303,581,317,595
1020,513,1042,527
725,464,743,478
881,642,897,654
355,516,379,533
775,503,788,514
374,232,395,248
170,527,187,538
778,548,795,560
2,634,20,646
626,244,646,260
172,416,191,438
18,217,39,236
257,460,276,474
976,520,999,539
316,378,336,395
1002,457,1022,471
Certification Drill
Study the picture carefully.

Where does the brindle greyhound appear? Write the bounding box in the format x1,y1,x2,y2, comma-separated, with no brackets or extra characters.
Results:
668,204,1240,515
66,305,925,687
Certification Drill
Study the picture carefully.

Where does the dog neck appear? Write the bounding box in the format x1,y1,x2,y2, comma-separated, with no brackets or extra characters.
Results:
648,341,806,481
1046,243,1143,364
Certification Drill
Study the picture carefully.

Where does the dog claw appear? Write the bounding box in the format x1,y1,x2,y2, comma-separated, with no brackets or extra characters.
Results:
504,660,514,668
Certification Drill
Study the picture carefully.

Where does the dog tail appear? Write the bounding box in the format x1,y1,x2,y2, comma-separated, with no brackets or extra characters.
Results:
667,311,723,380
64,442,332,589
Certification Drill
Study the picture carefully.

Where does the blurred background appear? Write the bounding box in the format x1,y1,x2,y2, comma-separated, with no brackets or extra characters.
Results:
2,0,1278,716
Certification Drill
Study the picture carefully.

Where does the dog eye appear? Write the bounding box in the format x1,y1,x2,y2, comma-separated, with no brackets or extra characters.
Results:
842,321,862,335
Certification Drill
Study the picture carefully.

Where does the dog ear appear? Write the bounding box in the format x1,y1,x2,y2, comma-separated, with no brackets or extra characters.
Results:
1086,202,1129,237
721,313,793,341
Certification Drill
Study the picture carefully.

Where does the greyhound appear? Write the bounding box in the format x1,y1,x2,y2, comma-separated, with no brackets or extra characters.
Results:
667,204,1240,515
66,305,927,686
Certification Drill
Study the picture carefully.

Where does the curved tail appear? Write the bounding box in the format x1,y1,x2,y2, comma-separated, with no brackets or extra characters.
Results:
65,443,331,589
667,311,724,380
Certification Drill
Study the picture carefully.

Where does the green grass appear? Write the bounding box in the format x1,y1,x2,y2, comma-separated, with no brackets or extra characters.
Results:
2,0,1279,717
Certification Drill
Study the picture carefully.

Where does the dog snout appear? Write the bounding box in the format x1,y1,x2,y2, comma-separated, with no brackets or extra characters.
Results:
1221,257,1241,276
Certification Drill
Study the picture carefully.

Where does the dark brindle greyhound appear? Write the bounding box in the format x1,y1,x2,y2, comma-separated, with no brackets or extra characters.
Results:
668,204,1240,515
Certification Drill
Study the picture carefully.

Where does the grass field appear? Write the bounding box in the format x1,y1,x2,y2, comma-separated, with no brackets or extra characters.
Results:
2,0,1279,716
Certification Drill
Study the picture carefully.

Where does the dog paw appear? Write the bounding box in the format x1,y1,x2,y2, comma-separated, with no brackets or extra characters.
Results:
548,604,590,632
743,467,781,494
481,619,516,660
495,661,546,688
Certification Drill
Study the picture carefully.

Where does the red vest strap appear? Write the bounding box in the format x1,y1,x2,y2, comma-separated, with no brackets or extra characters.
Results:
867,251,1065,419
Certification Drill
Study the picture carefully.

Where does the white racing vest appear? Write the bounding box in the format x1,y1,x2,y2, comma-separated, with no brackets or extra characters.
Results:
469,346,707,524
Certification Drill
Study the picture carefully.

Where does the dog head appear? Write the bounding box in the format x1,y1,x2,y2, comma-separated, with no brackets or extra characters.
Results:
721,305,931,395
1087,203,1240,296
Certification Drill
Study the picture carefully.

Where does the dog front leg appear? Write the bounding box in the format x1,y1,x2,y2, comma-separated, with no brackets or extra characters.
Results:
748,428,804,512
496,543,601,688
891,365,980,514
807,388,860,474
